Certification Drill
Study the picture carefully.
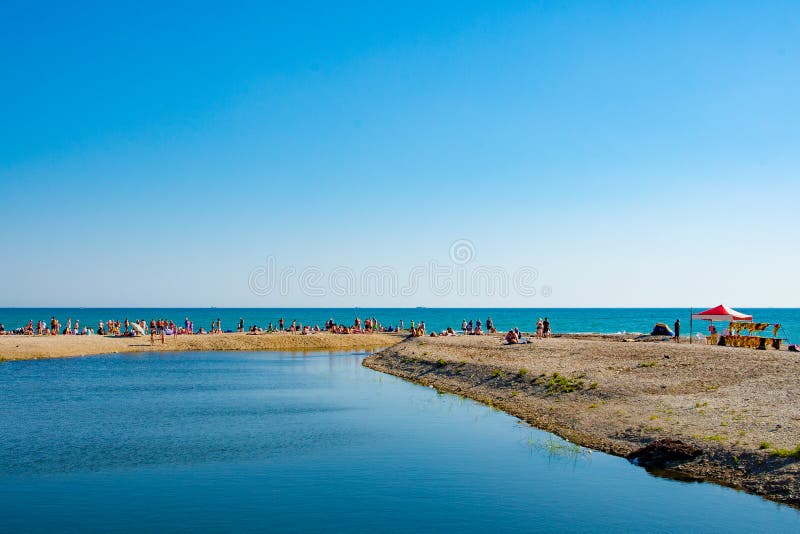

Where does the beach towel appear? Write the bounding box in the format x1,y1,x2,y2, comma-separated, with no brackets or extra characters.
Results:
503,339,530,345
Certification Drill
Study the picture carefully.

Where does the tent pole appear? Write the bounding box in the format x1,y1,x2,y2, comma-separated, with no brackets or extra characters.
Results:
689,307,693,345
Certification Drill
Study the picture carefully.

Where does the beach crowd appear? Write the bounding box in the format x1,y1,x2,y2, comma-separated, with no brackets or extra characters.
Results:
0,314,553,345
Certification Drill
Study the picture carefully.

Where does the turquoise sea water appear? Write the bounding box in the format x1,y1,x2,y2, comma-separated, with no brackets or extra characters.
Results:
1,308,797,342
0,351,798,532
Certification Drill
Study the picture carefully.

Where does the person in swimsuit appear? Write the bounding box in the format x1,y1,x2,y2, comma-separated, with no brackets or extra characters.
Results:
505,329,519,344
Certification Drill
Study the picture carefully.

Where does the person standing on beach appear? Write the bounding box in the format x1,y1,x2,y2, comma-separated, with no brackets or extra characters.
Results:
674,319,681,343
279,318,284,331
238,317,244,332
543,318,551,338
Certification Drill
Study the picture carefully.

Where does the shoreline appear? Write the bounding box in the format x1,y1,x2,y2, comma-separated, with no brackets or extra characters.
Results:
363,334,800,507
0,332,405,361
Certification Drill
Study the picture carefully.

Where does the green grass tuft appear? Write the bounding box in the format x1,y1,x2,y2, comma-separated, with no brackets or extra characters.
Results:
542,372,584,395
771,444,800,458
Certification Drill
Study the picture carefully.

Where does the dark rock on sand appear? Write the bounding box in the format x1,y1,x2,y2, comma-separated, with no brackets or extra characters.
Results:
628,439,702,468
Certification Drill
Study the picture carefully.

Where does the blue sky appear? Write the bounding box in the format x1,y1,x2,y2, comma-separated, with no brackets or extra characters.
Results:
1,1,798,307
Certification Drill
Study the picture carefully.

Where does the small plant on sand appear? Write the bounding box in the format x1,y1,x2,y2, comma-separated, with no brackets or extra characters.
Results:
435,358,447,367
704,435,725,443
543,372,584,395
588,403,598,409
491,369,503,378
517,368,528,377
588,382,598,390
759,442,771,450
649,415,659,421
422,351,429,356
511,391,519,397
638,361,658,368
771,444,800,458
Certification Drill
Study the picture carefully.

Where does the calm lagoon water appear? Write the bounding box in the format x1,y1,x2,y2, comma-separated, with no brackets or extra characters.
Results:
1,351,798,532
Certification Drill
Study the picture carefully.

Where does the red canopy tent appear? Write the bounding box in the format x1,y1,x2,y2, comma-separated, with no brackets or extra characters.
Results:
691,304,753,323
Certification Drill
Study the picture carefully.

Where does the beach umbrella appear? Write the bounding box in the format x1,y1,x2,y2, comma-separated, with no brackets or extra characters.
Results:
691,304,752,323
131,323,145,335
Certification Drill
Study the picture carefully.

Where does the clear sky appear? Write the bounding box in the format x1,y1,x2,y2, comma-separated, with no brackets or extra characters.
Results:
1,1,798,307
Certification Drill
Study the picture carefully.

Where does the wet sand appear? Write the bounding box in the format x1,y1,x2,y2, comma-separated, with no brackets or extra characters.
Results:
363,334,800,506
0,332,404,360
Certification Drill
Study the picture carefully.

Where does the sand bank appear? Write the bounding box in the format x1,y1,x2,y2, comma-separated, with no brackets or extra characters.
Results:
0,332,404,361
363,334,800,506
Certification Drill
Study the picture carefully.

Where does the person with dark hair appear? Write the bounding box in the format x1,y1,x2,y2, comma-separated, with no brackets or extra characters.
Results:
674,319,681,343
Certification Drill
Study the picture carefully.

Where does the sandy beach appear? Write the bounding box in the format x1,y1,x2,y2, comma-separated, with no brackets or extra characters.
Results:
363,334,800,506
0,332,404,361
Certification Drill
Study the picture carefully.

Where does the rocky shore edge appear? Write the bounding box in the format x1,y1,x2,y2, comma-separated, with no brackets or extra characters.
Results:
363,341,800,508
